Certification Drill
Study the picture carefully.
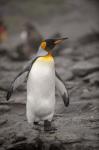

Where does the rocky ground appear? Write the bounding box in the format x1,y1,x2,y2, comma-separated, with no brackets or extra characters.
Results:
0,0,99,150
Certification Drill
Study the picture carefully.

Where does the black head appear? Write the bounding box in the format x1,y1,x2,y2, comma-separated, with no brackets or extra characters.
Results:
41,37,68,51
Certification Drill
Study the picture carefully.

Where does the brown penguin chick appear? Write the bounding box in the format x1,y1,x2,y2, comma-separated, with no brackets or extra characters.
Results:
14,22,43,60
19,22,43,58
0,20,8,43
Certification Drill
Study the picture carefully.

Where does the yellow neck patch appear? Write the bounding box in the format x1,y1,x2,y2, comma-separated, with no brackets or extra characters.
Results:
38,53,54,62
41,41,46,50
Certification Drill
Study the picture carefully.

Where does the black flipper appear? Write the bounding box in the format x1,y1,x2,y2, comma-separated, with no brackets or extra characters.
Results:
55,71,69,107
6,56,38,101
6,84,13,101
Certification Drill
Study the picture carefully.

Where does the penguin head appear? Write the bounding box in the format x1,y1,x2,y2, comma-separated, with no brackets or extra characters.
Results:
40,37,68,52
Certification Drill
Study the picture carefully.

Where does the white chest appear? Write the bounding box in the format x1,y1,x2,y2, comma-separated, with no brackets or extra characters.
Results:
27,57,55,99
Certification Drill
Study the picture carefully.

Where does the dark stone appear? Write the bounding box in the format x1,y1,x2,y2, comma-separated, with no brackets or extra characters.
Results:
72,61,99,77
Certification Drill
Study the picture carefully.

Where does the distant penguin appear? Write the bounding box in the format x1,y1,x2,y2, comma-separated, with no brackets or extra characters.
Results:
20,22,43,56
6,37,69,132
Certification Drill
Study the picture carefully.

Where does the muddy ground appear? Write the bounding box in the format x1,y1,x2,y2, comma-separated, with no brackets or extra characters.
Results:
0,0,99,150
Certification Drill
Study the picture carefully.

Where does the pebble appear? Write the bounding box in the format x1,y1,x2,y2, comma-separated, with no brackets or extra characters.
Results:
72,61,99,77
0,118,8,126
0,137,4,145
0,105,11,113
83,72,99,86
12,133,27,144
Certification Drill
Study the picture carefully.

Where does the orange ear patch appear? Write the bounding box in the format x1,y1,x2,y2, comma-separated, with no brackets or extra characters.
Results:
41,41,46,49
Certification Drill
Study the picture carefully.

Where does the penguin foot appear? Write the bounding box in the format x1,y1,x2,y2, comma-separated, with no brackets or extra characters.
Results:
33,122,43,131
34,121,39,125
44,120,57,133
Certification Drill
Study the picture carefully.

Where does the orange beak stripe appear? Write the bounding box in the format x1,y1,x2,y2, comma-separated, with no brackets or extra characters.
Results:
54,37,68,45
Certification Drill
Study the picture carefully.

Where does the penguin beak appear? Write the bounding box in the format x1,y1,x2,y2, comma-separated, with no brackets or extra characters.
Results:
54,37,68,45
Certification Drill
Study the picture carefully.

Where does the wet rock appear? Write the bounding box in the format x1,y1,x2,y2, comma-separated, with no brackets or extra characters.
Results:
0,78,12,91
0,118,8,126
55,57,74,80
56,67,73,81
0,90,5,102
73,42,99,61
61,48,73,57
72,61,99,77
0,148,5,150
7,142,36,150
0,105,10,114
0,137,4,146
0,58,24,71
83,72,99,86
12,133,27,144
77,31,99,47
0,71,22,91
81,88,99,100
5,137,97,150
55,57,73,69
81,103,95,112
0,44,7,56
8,47,29,61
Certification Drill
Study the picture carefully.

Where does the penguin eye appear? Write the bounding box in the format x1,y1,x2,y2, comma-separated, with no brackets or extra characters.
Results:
41,41,46,49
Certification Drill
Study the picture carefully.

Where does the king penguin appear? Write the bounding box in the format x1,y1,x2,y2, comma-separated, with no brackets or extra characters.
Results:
6,37,69,132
